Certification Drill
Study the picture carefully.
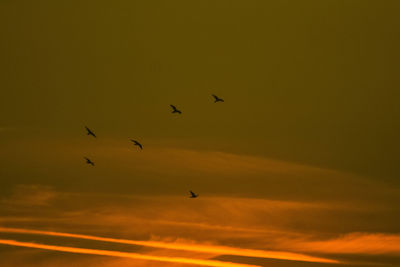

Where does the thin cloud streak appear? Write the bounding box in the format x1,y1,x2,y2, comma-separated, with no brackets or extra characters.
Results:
290,232,400,255
0,239,259,267
0,227,340,264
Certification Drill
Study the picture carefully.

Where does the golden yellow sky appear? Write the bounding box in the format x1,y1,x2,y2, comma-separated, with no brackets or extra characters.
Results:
0,0,400,266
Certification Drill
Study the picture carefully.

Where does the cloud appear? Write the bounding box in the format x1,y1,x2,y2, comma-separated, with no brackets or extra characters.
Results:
1,185,57,206
0,239,259,267
2,189,399,265
1,140,399,266
1,137,398,205
288,232,400,255
0,227,339,264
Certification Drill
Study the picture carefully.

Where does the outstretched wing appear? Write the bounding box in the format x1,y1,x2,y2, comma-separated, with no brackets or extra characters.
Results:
170,105,177,111
212,94,224,102
131,140,143,149
84,157,94,165
190,191,196,197
85,126,96,137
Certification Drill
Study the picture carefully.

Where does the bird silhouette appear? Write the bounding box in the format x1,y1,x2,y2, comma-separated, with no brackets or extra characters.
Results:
84,157,95,166
212,94,224,103
170,105,182,114
130,139,143,150
189,190,198,198
85,126,96,138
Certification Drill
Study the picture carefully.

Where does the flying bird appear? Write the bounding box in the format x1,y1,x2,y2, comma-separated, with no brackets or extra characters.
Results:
189,190,198,198
84,157,95,166
130,139,143,150
170,105,182,114
85,126,96,138
212,94,224,103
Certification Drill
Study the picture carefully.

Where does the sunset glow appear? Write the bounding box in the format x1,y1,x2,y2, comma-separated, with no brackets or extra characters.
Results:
1,0,400,266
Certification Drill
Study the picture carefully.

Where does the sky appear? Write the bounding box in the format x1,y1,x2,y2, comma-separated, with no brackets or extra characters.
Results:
0,0,400,266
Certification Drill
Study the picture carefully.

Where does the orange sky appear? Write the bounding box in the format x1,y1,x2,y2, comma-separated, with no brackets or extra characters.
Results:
1,0,400,266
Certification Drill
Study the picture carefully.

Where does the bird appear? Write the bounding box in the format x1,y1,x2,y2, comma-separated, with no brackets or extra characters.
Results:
130,139,143,150
189,190,198,198
170,105,182,114
212,94,224,103
84,157,95,166
85,126,96,138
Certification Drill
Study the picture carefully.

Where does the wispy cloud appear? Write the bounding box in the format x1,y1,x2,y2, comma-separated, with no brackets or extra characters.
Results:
2,188,400,266
0,239,259,267
0,227,339,264
1,139,400,266
2,138,398,204
1,185,57,206
287,232,400,255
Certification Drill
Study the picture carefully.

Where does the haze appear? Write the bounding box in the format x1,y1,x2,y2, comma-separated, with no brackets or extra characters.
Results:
0,1,400,266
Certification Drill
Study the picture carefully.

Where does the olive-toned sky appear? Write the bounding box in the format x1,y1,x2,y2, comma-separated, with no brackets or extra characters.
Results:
1,1,400,266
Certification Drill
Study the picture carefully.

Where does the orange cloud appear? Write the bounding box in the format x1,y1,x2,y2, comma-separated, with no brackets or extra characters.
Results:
0,239,259,267
0,227,339,264
1,184,57,206
289,232,400,255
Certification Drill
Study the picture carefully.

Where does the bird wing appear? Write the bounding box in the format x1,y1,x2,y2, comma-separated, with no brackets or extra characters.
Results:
86,127,96,136
212,94,218,100
190,191,196,197
135,141,142,148
130,140,143,149
170,105,177,110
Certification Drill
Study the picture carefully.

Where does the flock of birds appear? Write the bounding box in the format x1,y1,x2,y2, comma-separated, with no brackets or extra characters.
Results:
83,94,224,198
